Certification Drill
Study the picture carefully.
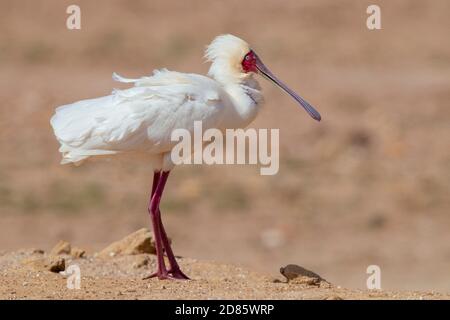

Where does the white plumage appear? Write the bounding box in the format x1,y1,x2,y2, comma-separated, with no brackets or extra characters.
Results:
51,35,266,170
50,34,321,280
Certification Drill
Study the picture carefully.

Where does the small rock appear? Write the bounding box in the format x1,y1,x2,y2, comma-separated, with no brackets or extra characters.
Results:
50,240,71,256
22,256,66,273
324,295,343,300
47,256,66,273
280,264,330,287
97,228,166,258
70,247,85,258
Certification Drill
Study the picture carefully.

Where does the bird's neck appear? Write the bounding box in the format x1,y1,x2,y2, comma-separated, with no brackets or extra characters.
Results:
223,78,264,127
208,61,264,126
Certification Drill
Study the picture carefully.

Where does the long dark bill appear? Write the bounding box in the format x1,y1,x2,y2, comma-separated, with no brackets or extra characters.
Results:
254,53,321,122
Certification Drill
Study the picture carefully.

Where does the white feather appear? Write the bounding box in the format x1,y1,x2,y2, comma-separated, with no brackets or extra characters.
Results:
50,35,264,170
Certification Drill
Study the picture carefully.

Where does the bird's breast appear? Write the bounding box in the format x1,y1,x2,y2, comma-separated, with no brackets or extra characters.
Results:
226,84,264,128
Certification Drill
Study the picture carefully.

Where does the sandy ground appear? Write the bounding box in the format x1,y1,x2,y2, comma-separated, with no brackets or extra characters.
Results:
0,0,450,297
1,239,448,300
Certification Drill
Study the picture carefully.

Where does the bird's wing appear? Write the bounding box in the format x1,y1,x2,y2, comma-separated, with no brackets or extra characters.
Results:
51,69,228,158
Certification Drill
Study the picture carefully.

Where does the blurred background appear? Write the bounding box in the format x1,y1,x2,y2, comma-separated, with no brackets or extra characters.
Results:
0,0,449,291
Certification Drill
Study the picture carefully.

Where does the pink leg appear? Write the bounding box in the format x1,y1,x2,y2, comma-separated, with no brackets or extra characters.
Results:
158,209,190,280
144,171,190,280
144,171,168,279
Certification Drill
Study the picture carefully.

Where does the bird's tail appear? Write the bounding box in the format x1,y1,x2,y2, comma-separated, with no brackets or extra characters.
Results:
50,95,118,164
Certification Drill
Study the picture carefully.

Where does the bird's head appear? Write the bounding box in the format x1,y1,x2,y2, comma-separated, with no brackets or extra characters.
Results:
205,34,321,122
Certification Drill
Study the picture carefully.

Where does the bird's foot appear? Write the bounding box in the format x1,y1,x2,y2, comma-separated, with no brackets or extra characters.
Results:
167,268,190,280
143,269,190,281
142,271,159,280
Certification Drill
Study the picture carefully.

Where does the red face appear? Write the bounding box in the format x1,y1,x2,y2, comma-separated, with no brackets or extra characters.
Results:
241,50,258,73
239,49,322,121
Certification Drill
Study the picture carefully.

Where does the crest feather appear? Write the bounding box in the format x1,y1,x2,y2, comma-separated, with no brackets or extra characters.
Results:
205,34,251,83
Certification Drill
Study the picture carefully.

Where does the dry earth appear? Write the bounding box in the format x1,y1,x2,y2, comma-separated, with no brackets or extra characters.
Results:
0,230,448,300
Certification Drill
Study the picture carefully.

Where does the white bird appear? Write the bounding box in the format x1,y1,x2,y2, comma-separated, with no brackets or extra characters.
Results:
50,34,321,280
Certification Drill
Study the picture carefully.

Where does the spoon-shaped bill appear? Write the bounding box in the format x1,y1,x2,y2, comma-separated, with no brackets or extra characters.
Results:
254,54,321,122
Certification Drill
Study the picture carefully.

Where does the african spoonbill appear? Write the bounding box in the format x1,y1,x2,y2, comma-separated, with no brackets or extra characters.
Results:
50,34,321,280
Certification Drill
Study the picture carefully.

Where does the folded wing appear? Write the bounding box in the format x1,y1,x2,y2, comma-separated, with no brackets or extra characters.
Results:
50,69,225,164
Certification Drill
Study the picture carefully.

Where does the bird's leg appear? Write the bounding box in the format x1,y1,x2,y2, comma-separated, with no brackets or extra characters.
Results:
157,208,190,280
151,171,161,200
144,171,168,280
144,171,190,280
153,171,189,279
155,172,190,280
149,171,171,260
150,171,167,255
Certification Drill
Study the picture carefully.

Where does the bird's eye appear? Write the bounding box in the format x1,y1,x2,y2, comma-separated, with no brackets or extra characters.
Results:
245,55,251,61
